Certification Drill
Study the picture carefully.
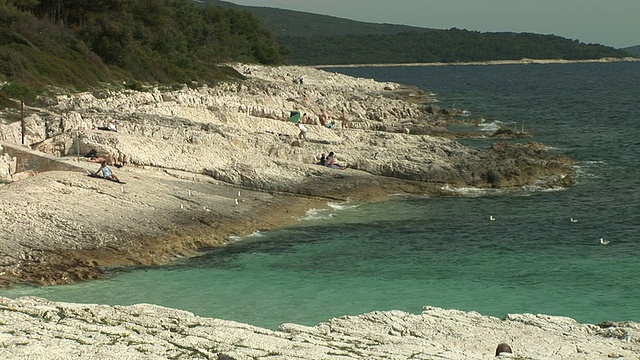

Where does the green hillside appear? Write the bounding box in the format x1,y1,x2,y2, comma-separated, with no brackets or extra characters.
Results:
0,0,286,105
1,0,634,108
204,1,632,65
623,45,640,57
203,1,435,37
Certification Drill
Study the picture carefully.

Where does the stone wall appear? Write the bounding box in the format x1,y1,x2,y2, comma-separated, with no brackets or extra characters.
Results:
0,142,85,183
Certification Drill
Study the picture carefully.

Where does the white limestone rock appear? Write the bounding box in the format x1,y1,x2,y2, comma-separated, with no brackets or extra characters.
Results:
1,297,638,360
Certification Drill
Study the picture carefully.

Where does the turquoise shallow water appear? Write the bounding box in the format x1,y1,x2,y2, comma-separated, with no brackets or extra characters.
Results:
2,62,639,330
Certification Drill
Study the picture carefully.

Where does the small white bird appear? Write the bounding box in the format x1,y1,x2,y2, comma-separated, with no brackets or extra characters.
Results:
570,218,578,223
600,237,610,245
489,215,496,221
237,191,241,197
235,198,239,205
188,190,192,196
180,203,184,210
204,206,211,212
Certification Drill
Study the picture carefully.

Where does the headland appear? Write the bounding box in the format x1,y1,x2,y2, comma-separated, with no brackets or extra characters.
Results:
2,64,633,359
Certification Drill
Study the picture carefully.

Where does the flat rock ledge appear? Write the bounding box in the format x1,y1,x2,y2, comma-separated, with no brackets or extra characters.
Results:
1,296,639,360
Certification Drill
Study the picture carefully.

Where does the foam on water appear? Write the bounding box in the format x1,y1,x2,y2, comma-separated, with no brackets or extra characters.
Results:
477,119,502,132
303,208,335,221
303,201,361,221
228,230,265,242
327,201,359,211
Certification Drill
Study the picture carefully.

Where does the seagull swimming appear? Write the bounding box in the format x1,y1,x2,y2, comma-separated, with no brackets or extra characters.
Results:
600,237,610,245
489,215,496,221
570,218,578,223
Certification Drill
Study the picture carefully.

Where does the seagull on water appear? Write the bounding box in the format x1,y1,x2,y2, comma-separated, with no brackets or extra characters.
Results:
600,237,610,245
489,215,496,221
570,218,578,223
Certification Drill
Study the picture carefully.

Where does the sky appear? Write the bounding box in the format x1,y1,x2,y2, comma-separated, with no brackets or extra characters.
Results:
229,0,638,48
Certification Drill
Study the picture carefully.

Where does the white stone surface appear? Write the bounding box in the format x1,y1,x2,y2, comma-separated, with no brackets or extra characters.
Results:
1,297,638,360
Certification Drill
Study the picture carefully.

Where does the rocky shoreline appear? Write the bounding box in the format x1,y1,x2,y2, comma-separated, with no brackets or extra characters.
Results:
1,63,575,286
1,296,639,360
2,64,633,359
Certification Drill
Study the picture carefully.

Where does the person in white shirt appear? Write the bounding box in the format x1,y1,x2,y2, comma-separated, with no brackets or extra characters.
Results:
298,122,308,140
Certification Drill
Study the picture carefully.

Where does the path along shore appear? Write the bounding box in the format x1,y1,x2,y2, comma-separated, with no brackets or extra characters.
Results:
2,64,635,359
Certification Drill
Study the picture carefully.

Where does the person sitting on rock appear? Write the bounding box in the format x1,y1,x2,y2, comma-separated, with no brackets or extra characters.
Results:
320,110,332,128
324,151,347,170
94,160,122,182
301,112,313,124
318,153,326,165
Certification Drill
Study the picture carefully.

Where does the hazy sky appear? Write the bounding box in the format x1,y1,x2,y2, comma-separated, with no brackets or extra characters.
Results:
230,0,638,48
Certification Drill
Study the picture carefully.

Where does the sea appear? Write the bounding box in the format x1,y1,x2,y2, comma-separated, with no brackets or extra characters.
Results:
2,61,639,330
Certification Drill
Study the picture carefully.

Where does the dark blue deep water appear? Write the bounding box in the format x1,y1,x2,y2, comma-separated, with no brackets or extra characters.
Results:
2,62,639,330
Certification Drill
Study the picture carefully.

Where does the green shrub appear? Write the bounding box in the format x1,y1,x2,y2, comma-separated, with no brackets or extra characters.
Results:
0,81,36,102
124,81,146,92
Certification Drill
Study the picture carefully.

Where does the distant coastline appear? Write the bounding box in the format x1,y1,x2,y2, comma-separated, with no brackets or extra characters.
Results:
315,56,640,68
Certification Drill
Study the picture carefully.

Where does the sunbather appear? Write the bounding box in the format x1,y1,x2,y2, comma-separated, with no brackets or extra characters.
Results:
94,160,122,182
324,152,347,170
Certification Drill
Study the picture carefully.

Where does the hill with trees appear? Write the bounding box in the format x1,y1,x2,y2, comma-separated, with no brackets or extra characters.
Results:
1,0,634,107
205,0,632,65
0,0,287,105
623,45,640,57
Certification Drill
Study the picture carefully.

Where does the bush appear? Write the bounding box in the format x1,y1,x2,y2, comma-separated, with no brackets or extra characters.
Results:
124,81,146,92
0,82,36,103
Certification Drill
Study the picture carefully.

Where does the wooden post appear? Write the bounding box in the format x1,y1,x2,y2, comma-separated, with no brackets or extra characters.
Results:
76,131,80,162
20,101,25,145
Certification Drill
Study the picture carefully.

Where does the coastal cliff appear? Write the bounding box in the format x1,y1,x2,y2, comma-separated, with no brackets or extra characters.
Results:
1,65,626,359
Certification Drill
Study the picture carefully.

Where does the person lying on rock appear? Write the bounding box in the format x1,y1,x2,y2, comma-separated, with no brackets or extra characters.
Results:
88,152,120,167
95,122,117,131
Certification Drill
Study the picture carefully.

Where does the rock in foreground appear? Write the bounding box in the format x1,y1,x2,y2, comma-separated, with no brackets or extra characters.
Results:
1,297,638,359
